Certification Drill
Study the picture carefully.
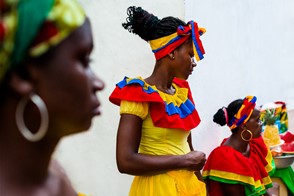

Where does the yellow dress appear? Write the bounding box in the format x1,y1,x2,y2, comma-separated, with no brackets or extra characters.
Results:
120,84,206,196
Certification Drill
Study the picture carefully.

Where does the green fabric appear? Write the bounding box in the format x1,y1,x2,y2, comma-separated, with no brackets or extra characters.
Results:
271,166,294,194
268,158,276,176
10,0,54,68
205,176,268,196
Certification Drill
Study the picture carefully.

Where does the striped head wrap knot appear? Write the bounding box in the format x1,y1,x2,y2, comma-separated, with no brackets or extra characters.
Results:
228,95,257,130
149,20,206,61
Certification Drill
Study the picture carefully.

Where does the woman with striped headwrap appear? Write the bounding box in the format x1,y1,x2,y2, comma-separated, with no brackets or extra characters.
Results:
109,6,206,196
0,0,104,195
203,96,275,196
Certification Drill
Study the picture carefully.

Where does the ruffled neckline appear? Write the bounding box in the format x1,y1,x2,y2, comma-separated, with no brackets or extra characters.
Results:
110,76,201,130
136,76,189,107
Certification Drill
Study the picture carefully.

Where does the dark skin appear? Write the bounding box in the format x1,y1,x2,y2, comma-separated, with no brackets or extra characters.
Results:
0,19,104,195
116,39,206,176
212,109,272,196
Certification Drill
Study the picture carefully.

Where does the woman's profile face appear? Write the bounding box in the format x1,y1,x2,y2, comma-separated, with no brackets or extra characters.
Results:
33,19,104,137
173,40,196,80
246,109,262,138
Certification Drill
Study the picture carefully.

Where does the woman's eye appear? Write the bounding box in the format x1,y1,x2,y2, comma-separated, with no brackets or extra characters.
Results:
80,56,92,67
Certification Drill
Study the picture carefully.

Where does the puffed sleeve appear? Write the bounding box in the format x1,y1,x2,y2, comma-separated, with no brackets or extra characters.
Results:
120,100,149,120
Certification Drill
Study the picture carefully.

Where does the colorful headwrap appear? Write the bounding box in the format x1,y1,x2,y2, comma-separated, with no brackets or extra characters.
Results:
149,20,206,61
228,95,257,130
0,0,85,84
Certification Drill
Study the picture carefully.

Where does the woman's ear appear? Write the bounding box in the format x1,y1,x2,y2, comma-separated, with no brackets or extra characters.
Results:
8,72,33,96
239,125,246,131
168,51,175,60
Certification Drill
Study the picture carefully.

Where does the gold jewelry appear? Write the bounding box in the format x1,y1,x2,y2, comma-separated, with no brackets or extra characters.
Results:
169,53,175,59
241,129,253,142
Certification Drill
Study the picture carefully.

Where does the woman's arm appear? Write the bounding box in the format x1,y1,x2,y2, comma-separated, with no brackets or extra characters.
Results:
116,114,206,175
187,133,205,181
188,133,194,151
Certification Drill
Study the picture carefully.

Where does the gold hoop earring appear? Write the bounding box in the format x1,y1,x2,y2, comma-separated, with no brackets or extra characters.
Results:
16,93,49,142
241,129,253,142
169,53,175,59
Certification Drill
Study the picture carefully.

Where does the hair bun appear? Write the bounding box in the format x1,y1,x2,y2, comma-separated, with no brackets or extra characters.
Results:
122,6,160,41
213,108,227,126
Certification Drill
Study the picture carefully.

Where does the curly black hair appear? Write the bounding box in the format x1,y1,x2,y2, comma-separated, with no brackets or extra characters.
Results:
122,6,186,41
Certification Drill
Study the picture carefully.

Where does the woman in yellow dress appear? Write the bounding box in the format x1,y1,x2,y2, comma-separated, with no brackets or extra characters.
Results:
109,6,207,196
0,0,104,195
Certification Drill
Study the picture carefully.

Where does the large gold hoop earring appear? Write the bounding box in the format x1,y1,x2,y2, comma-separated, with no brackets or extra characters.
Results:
16,93,49,142
241,129,253,142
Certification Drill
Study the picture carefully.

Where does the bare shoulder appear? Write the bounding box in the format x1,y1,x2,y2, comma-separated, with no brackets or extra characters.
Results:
46,159,77,196
0,160,77,196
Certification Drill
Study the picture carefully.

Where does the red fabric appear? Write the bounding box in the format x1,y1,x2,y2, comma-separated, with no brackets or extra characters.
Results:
206,180,245,196
206,180,223,196
0,21,5,42
204,137,269,179
203,137,272,196
31,21,59,47
154,36,189,60
109,77,201,131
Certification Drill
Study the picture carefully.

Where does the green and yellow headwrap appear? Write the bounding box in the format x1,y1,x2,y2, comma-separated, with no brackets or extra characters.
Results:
0,0,85,83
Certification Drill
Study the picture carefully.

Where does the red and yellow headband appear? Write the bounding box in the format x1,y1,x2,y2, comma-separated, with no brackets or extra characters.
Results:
149,20,206,61
228,95,257,129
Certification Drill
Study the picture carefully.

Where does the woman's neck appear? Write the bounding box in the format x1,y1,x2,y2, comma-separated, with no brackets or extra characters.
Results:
0,133,59,186
145,62,175,94
225,133,250,156
0,100,59,186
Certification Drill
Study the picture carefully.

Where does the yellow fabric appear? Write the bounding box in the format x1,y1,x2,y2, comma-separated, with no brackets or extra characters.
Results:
149,32,178,50
78,193,89,196
120,100,206,195
119,81,190,118
202,169,272,190
120,100,149,120
0,0,85,82
0,4,17,81
29,0,85,56
229,95,256,130
130,170,206,196
156,84,189,106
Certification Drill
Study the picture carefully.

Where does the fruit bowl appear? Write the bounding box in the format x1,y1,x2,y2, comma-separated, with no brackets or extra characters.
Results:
269,139,285,150
273,154,294,169
280,142,294,153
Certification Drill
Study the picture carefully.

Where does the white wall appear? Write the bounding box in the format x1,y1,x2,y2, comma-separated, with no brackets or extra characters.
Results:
55,0,294,195
54,0,184,196
185,0,294,157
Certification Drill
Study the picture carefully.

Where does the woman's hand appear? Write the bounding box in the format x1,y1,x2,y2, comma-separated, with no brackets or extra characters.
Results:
184,151,206,170
116,114,207,175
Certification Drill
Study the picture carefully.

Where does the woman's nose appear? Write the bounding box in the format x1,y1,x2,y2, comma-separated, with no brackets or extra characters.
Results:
191,57,197,67
93,76,105,92
89,69,105,92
